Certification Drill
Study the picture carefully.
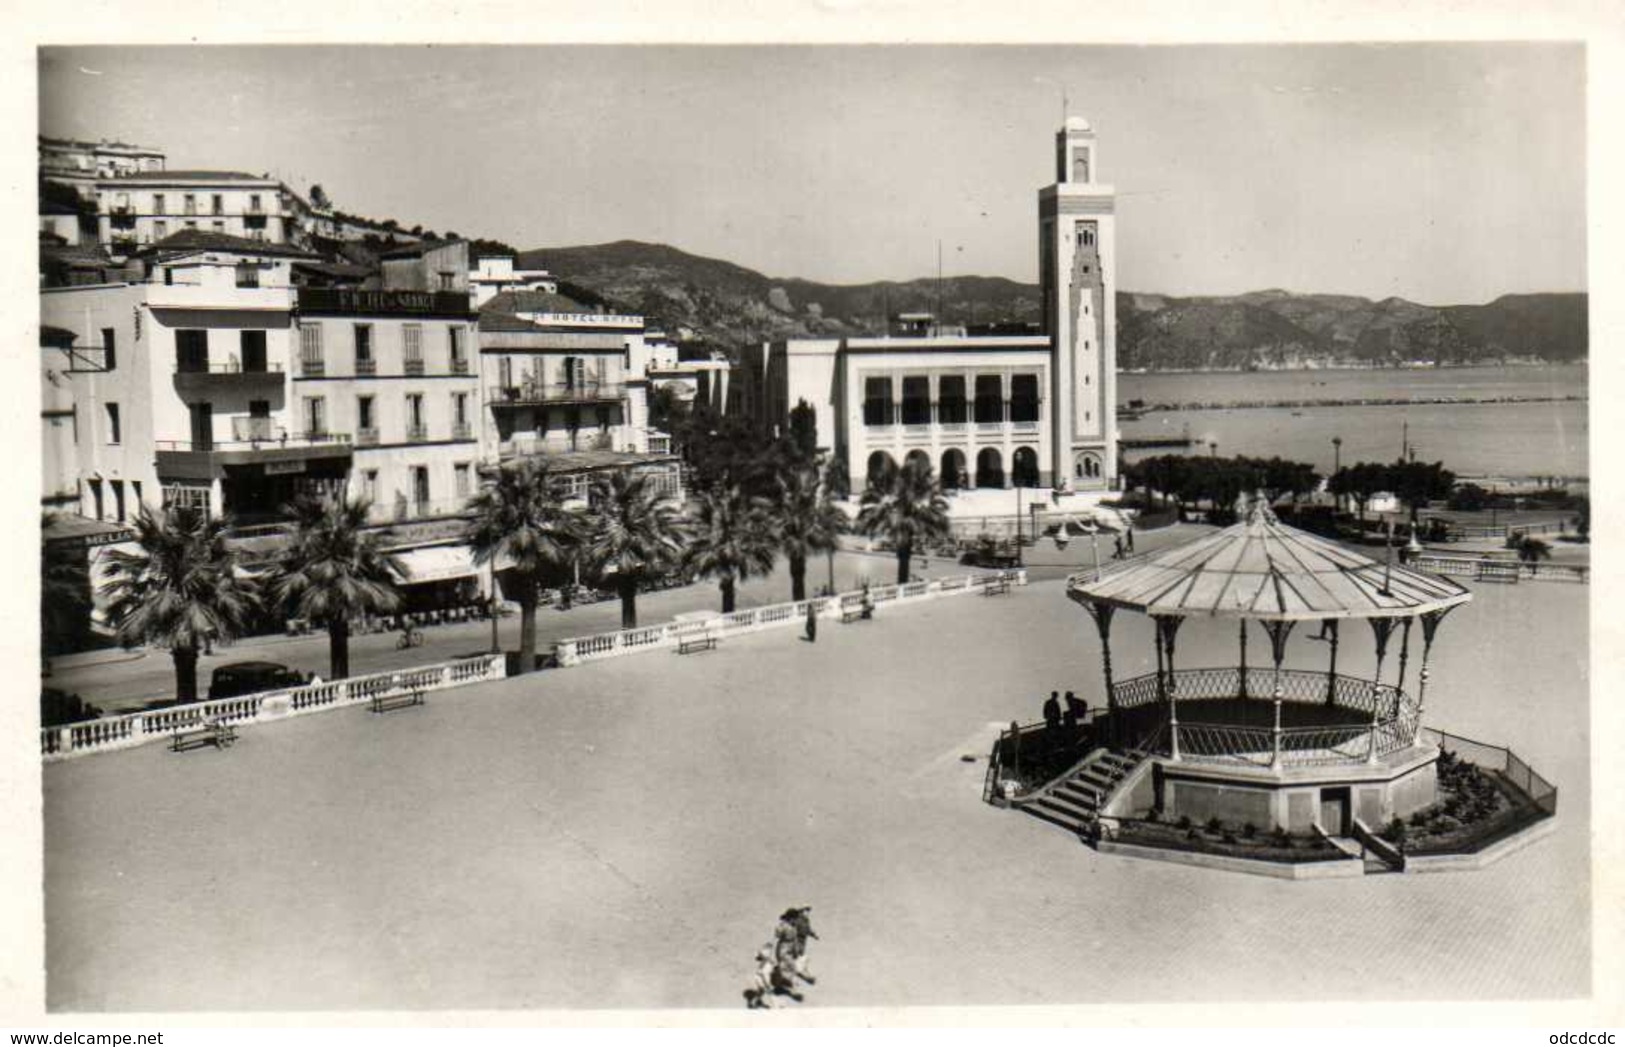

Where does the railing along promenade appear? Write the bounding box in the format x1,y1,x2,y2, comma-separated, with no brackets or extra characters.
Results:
554,570,1028,666
1108,666,1419,769
40,654,506,762
1407,552,1588,583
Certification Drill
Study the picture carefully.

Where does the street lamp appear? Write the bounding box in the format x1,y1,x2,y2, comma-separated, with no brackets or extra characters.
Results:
1015,483,1024,567
1332,435,1342,475
1208,440,1218,458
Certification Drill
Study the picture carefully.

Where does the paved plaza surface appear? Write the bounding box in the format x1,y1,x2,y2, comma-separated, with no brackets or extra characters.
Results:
43,566,1589,1011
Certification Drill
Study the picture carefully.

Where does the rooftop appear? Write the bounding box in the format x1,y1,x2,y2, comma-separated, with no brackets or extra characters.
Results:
102,169,278,184
379,238,464,260
143,229,320,260
482,289,598,315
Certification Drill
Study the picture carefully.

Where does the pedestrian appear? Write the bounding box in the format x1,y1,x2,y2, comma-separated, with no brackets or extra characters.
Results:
1125,524,1135,554
1043,690,1062,734
1113,535,1125,560
805,601,818,643
860,583,874,620
1065,690,1087,720
785,906,819,985
773,911,811,994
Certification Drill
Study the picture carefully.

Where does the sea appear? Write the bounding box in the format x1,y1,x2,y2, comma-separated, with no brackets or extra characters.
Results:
1117,364,1588,482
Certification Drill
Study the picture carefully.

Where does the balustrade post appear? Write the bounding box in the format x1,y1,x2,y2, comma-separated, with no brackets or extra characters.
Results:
59,725,74,754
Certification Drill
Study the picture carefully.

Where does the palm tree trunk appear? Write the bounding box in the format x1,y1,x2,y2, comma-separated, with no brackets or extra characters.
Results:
896,544,912,585
721,575,736,613
173,646,199,704
519,597,538,672
328,618,350,679
619,575,638,629
789,552,807,602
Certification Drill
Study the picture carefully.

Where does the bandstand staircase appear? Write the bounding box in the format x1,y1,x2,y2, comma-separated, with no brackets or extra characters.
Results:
1015,749,1145,836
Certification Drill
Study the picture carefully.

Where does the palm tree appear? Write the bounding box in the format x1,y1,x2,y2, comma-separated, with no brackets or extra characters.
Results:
41,512,92,659
855,458,952,585
772,461,846,601
1512,533,1552,566
584,470,686,629
683,483,778,613
100,504,258,704
272,494,403,679
466,457,579,671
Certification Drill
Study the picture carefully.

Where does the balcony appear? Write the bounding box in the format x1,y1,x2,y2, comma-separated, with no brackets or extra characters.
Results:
298,358,326,378
173,360,285,397
371,496,478,525
355,358,377,376
406,424,429,443
356,428,380,446
155,429,352,480
488,381,625,406
452,421,473,441
1011,419,1041,434
144,282,296,312
404,358,426,376
450,357,470,375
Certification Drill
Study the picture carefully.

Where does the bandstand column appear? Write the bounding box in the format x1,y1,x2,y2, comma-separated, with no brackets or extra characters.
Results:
1262,620,1295,768
1155,615,1184,759
1396,617,1414,703
1367,617,1398,763
1324,619,1340,705
1086,601,1117,746
1416,607,1456,746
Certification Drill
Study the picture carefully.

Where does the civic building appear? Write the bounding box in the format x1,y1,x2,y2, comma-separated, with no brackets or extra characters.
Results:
737,117,1118,492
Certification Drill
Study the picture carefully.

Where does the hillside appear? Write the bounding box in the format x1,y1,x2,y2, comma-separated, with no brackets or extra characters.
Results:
517,240,1587,368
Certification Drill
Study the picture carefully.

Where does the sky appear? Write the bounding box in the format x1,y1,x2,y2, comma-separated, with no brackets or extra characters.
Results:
38,43,1586,303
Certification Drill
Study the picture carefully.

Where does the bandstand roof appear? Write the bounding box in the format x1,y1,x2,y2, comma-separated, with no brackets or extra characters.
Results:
1067,497,1472,621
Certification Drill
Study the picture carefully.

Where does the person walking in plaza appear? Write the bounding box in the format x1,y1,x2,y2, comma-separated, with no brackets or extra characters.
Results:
1043,690,1062,743
788,906,819,985
1113,534,1125,560
805,600,818,643
1125,524,1135,554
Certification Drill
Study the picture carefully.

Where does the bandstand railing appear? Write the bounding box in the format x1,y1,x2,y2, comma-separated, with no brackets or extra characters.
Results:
1107,667,1418,769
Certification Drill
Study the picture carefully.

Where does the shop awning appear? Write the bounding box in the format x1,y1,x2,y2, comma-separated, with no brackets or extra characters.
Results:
393,545,481,585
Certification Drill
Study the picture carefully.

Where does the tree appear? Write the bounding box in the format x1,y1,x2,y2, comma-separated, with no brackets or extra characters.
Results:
855,458,952,585
1332,462,1390,522
788,399,819,463
41,514,92,658
1509,532,1552,565
1388,459,1455,523
309,184,332,211
272,495,404,679
648,383,690,436
583,470,685,629
772,461,847,601
100,505,258,704
683,483,778,613
466,458,579,671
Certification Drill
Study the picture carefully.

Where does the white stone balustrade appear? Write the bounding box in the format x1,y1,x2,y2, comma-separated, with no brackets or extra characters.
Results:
553,570,1027,667
41,653,507,762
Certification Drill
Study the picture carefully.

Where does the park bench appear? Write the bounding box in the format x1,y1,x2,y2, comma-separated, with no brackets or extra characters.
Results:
982,577,1012,596
840,605,871,624
1475,559,1521,584
370,689,426,714
171,719,236,753
677,634,718,655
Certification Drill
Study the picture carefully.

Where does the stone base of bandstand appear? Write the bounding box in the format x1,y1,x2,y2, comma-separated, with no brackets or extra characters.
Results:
1107,742,1440,836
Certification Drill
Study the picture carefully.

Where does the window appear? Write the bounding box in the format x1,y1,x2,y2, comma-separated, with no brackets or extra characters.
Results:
407,393,424,428
1010,374,1040,424
184,220,196,230
162,484,211,515
89,478,103,520
176,329,209,373
240,330,267,372
403,324,423,374
354,324,374,372
131,480,142,514
184,194,196,216
212,221,225,233
101,328,116,371
362,469,379,503
1072,147,1090,184
438,271,455,291
862,377,893,426
153,193,165,214
900,376,930,425
299,324,324,376
937,376,967,424
104,402,121,444
974,375,1004,423
211,194,223,215
455,463,471,497
249,193,262,213
112,480,125,523
448,325,465,370
154,219,167,239
303,396,327,437
235,262,259,288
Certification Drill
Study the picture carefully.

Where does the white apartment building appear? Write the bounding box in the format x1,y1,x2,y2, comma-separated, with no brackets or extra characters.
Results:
96,170,313,255
40,134,166,201
738,117,1119,493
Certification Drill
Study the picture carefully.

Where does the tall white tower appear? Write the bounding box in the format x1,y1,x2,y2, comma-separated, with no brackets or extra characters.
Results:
1039,116,1117,489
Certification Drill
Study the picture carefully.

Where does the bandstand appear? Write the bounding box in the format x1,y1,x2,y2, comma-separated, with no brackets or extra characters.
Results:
1063,495,1472,836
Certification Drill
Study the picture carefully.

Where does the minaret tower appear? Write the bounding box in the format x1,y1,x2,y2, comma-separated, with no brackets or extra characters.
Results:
1039,115,1117,489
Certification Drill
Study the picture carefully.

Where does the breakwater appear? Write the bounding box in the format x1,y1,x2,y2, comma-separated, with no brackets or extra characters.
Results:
1121,394,1585,414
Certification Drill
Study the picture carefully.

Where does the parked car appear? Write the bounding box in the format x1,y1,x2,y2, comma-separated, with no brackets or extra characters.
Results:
207,661,312,701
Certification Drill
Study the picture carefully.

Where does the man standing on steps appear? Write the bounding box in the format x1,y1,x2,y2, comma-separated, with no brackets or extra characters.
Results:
1043,690,1062,738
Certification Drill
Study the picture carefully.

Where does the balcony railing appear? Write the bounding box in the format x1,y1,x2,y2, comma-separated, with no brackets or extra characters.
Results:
355,358,377,376
175,361,285,375
488,382,624,405
299,358,326,377
452,421,473,441
159,429,353,452
450,357,470,375
371,496,478,525
976,421,1007,432
406,424,429,443
356,428,380,446
404,358,425,376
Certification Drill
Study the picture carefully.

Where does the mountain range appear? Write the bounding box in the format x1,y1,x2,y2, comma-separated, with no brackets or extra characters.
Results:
516,240,1588,370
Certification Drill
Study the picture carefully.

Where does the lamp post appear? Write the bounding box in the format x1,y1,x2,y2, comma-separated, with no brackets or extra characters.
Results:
488,559,500,654
1208,440,1218,458
1015,483,1024,568
1331,436,1343,511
